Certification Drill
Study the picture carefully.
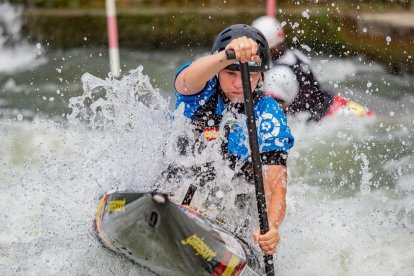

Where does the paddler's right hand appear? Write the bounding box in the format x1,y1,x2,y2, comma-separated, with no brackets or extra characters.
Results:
225,36,260,64
253,224,280,255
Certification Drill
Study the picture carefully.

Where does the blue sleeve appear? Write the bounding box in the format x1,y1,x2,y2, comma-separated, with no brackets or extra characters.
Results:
256,97,295,152
174,61,192,86
174,62,219,119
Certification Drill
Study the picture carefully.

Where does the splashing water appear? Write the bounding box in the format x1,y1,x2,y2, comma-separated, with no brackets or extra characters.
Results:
67,66,175,193
0,68,176,275
0,65,268,274
280,112,414,274
354,152,373,195
1,44,413,275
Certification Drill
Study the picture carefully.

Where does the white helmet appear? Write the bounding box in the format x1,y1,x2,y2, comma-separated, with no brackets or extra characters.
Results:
252,16,285,48
263,66,299,105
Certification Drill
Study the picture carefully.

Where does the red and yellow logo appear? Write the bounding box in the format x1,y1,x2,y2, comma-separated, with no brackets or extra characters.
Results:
204,127,219,141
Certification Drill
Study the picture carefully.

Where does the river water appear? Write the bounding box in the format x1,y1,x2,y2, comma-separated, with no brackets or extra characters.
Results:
1,3,414,276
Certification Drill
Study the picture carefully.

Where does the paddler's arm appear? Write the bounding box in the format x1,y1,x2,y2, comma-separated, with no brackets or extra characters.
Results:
253,164,287,255
175,38,260,96
175,51,231,95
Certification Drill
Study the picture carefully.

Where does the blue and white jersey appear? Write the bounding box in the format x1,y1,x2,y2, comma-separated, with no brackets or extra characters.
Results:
175,62,294,165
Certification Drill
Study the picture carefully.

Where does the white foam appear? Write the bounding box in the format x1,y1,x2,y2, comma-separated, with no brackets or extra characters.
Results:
311,56,384,83
278,186,414,275
1,51,413,275
397,173,414,192
0,46,47,74
0,68,172,275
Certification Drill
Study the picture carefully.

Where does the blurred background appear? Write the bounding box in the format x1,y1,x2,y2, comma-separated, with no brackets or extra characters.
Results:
1,0,413,275
8,0,414,71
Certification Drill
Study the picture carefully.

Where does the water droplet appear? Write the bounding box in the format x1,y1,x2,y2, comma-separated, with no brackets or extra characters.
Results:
385,36,391,45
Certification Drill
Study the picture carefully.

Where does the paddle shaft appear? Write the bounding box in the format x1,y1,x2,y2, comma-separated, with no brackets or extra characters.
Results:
239,62,274,275
182,50,275,274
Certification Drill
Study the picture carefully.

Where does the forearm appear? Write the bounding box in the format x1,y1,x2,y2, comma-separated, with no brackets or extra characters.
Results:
175,50,232,95
262,165,287,227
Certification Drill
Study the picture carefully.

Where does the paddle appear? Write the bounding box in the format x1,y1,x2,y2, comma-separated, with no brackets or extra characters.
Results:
226,49,275,275
182,49,275,274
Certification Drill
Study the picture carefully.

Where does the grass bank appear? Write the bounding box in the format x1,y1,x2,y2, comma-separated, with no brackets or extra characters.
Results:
22,6,413,74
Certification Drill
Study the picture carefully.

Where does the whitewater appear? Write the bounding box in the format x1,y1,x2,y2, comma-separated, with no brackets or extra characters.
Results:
1,2,413,275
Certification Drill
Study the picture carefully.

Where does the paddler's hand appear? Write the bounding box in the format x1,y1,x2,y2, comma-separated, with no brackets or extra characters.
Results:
225,36,260,64
253,224,280,255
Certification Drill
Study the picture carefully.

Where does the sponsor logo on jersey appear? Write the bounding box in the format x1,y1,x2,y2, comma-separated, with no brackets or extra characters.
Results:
259,112,280,140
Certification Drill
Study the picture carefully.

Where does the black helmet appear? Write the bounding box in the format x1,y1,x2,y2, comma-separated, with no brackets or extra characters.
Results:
211,24,270,72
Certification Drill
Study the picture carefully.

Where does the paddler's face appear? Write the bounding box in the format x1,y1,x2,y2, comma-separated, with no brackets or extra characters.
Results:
218,69,262,102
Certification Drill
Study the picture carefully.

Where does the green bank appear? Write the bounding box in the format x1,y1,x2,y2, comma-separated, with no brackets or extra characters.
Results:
22,7,413,74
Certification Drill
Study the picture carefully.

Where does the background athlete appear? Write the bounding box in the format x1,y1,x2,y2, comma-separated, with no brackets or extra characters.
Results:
252,15,334,122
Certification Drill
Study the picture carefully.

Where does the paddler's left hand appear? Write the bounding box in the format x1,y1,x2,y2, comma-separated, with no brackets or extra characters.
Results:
253,224,280,255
